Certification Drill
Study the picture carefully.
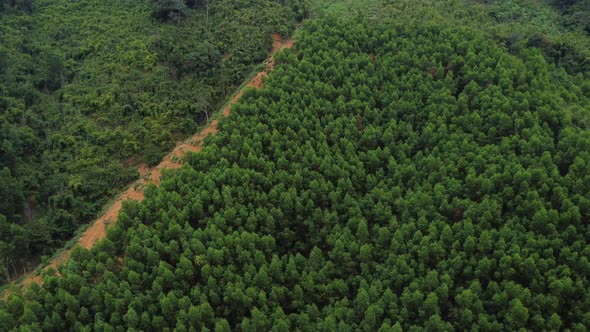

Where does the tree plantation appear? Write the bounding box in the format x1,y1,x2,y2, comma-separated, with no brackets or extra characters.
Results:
1,0,590,328
0,0,304,278
1,0,590,330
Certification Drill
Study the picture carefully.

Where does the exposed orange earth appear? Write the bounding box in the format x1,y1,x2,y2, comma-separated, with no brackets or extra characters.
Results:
8,32,295,293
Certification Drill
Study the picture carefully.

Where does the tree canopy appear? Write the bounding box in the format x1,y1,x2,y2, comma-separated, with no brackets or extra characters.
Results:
0,0,304,280
2,1,589,328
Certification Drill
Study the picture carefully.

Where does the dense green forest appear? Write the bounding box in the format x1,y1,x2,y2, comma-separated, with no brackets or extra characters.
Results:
0,0,304,278
1,0,590,330
316,0,590,74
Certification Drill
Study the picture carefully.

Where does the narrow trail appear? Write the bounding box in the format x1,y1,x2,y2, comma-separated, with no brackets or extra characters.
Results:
6,32,295,295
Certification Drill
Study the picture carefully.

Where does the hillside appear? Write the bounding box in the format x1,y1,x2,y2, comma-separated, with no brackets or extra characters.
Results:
1,0,590,330
7,31,296,294
0,0,304,281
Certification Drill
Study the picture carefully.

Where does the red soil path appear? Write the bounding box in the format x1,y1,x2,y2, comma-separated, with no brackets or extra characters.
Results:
6,33,295,295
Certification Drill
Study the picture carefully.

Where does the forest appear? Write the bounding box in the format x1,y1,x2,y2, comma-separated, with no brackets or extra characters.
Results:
0,0,304,279
1,0,590,330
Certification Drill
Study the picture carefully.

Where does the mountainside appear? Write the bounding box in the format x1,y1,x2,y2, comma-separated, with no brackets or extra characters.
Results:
0,0,304,280
1,0,590,330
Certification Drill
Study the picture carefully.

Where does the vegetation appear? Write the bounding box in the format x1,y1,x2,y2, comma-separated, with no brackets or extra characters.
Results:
314,0,590,75
2,0,589,329
0,0,304,279
1,0,589,330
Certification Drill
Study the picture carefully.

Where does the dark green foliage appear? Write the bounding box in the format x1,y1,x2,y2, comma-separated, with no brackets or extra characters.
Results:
0,0,34,12
317,0,590,75
0,0,302,279
550,0,590,33
3,9,589,330
152,0,187,22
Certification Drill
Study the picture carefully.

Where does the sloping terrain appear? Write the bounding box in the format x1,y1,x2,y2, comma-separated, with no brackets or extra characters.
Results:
0,0,303,279
9,32,296,293
0,1,589,331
